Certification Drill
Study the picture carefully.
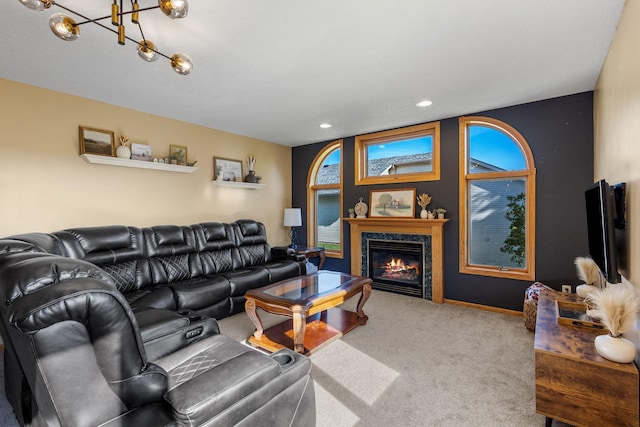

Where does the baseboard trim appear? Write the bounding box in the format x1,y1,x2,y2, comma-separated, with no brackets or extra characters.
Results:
443,298,522,317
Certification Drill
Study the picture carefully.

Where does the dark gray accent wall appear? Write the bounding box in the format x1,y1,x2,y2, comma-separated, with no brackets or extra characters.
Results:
292,92,594,311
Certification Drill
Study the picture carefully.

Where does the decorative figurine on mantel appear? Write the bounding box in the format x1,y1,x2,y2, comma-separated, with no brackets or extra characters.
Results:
354,197,368,218
417,193,432,219
245,156,258,183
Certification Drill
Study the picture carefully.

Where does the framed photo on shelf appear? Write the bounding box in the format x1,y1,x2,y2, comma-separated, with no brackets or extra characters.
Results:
131,143,152,161
369,188,416,218
169,144,188,165
214,157,243,182
79,126,115,156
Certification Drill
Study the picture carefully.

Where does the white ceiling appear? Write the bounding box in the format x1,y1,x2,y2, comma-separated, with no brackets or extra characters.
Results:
0,0,625,147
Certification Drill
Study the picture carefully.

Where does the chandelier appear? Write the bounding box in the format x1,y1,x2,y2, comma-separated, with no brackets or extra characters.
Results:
18,0,193,75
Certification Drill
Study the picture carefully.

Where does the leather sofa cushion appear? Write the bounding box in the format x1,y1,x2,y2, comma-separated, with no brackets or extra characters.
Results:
172,276,231,311
224,268,270,297
193,223,236,251
125,286,177,311
164,350,281,425
53,227,150,294
261,260,303,283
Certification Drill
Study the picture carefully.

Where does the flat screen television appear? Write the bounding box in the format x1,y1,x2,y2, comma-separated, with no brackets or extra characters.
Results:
584,179,622,284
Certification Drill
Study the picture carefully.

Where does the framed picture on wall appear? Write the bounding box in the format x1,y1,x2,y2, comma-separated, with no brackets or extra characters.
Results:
169,144,188,165
369,188,416,218
79,126,115,156
214,157,243,182
131,143,152,161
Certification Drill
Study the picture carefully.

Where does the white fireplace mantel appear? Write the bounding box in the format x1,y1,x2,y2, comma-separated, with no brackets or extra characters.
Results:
344,217,448,303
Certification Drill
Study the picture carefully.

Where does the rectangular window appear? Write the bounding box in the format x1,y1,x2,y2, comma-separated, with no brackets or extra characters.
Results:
316,189,341,252
468,179,526,269
356,122,440,185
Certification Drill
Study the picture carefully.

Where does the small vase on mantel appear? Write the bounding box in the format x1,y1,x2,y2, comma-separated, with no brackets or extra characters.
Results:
244,170,258,183
116,135,131,159
116,145,131,159
420,209,428,219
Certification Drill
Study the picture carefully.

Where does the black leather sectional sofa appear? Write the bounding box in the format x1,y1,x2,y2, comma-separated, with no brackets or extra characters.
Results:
0,220,315,426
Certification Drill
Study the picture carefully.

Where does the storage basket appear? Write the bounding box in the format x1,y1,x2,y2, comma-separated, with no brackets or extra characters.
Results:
523,282,553,332
523,298,538,331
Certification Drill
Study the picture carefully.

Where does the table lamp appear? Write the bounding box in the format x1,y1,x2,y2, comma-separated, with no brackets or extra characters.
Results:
283,208,302,248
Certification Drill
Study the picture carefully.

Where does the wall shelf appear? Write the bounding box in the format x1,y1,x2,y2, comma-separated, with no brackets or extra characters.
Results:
80,154,198,173
211,180,265,190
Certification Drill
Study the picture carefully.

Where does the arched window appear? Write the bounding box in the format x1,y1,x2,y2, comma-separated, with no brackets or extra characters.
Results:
459,117,536,280
307,140,343,258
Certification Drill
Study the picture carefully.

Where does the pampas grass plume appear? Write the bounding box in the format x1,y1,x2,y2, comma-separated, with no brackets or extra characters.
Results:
575,256,602,287
586,284,640,337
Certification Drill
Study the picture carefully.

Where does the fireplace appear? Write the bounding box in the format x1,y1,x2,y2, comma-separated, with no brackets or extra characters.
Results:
361,232,432,299
346,218,447,303
368,240,424,297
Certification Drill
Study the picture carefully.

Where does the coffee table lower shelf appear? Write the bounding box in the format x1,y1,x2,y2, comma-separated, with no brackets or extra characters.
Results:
247,307,367,356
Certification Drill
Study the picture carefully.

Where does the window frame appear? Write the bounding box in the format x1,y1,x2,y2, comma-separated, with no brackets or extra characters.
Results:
307,139,343,259
355,122,440,185
459,116,536,280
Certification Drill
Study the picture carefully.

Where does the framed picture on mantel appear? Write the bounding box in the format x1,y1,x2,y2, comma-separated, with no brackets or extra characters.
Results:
369,188,416,218
79,126,115,156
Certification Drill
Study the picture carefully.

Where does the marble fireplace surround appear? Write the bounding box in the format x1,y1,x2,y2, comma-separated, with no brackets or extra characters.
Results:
345,218,448,303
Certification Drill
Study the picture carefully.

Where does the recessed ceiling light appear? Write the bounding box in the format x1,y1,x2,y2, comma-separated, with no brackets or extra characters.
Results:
416,100,433,107
319,123,332,129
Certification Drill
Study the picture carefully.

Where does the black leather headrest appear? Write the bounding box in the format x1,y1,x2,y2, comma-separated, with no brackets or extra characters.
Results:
0,253,115,304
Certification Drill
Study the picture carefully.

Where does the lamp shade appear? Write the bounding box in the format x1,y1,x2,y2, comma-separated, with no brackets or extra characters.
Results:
283,208,302,227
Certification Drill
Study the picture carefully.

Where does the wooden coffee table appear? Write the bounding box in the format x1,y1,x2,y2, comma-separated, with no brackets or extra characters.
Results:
245,270,372,354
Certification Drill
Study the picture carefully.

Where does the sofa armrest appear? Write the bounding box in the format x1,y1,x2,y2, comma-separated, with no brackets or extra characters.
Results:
135,308,220,361
272,246,305,262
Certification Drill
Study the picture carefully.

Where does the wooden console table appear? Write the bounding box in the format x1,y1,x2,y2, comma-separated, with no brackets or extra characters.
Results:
534,290,639,426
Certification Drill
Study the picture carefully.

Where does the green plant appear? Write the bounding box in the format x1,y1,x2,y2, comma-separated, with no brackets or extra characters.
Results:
500,192,526,266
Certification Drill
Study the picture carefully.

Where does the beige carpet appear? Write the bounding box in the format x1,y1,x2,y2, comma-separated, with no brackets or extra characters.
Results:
218,289,554,427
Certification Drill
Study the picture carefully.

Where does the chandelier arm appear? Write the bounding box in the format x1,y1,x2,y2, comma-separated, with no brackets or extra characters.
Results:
131,0,148,43
54,4,160,27
30,0,186,72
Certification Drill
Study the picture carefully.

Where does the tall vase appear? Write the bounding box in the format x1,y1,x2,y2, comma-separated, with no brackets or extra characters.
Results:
594,334,637,363
420,209,428,219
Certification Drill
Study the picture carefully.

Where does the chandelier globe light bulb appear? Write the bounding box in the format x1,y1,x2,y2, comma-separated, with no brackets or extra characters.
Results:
49,13,80,41
159,0,189,19
137,40,160,62
171,53,193,75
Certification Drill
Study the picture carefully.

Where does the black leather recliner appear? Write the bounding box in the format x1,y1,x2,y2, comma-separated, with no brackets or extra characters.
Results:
0,243,315,426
